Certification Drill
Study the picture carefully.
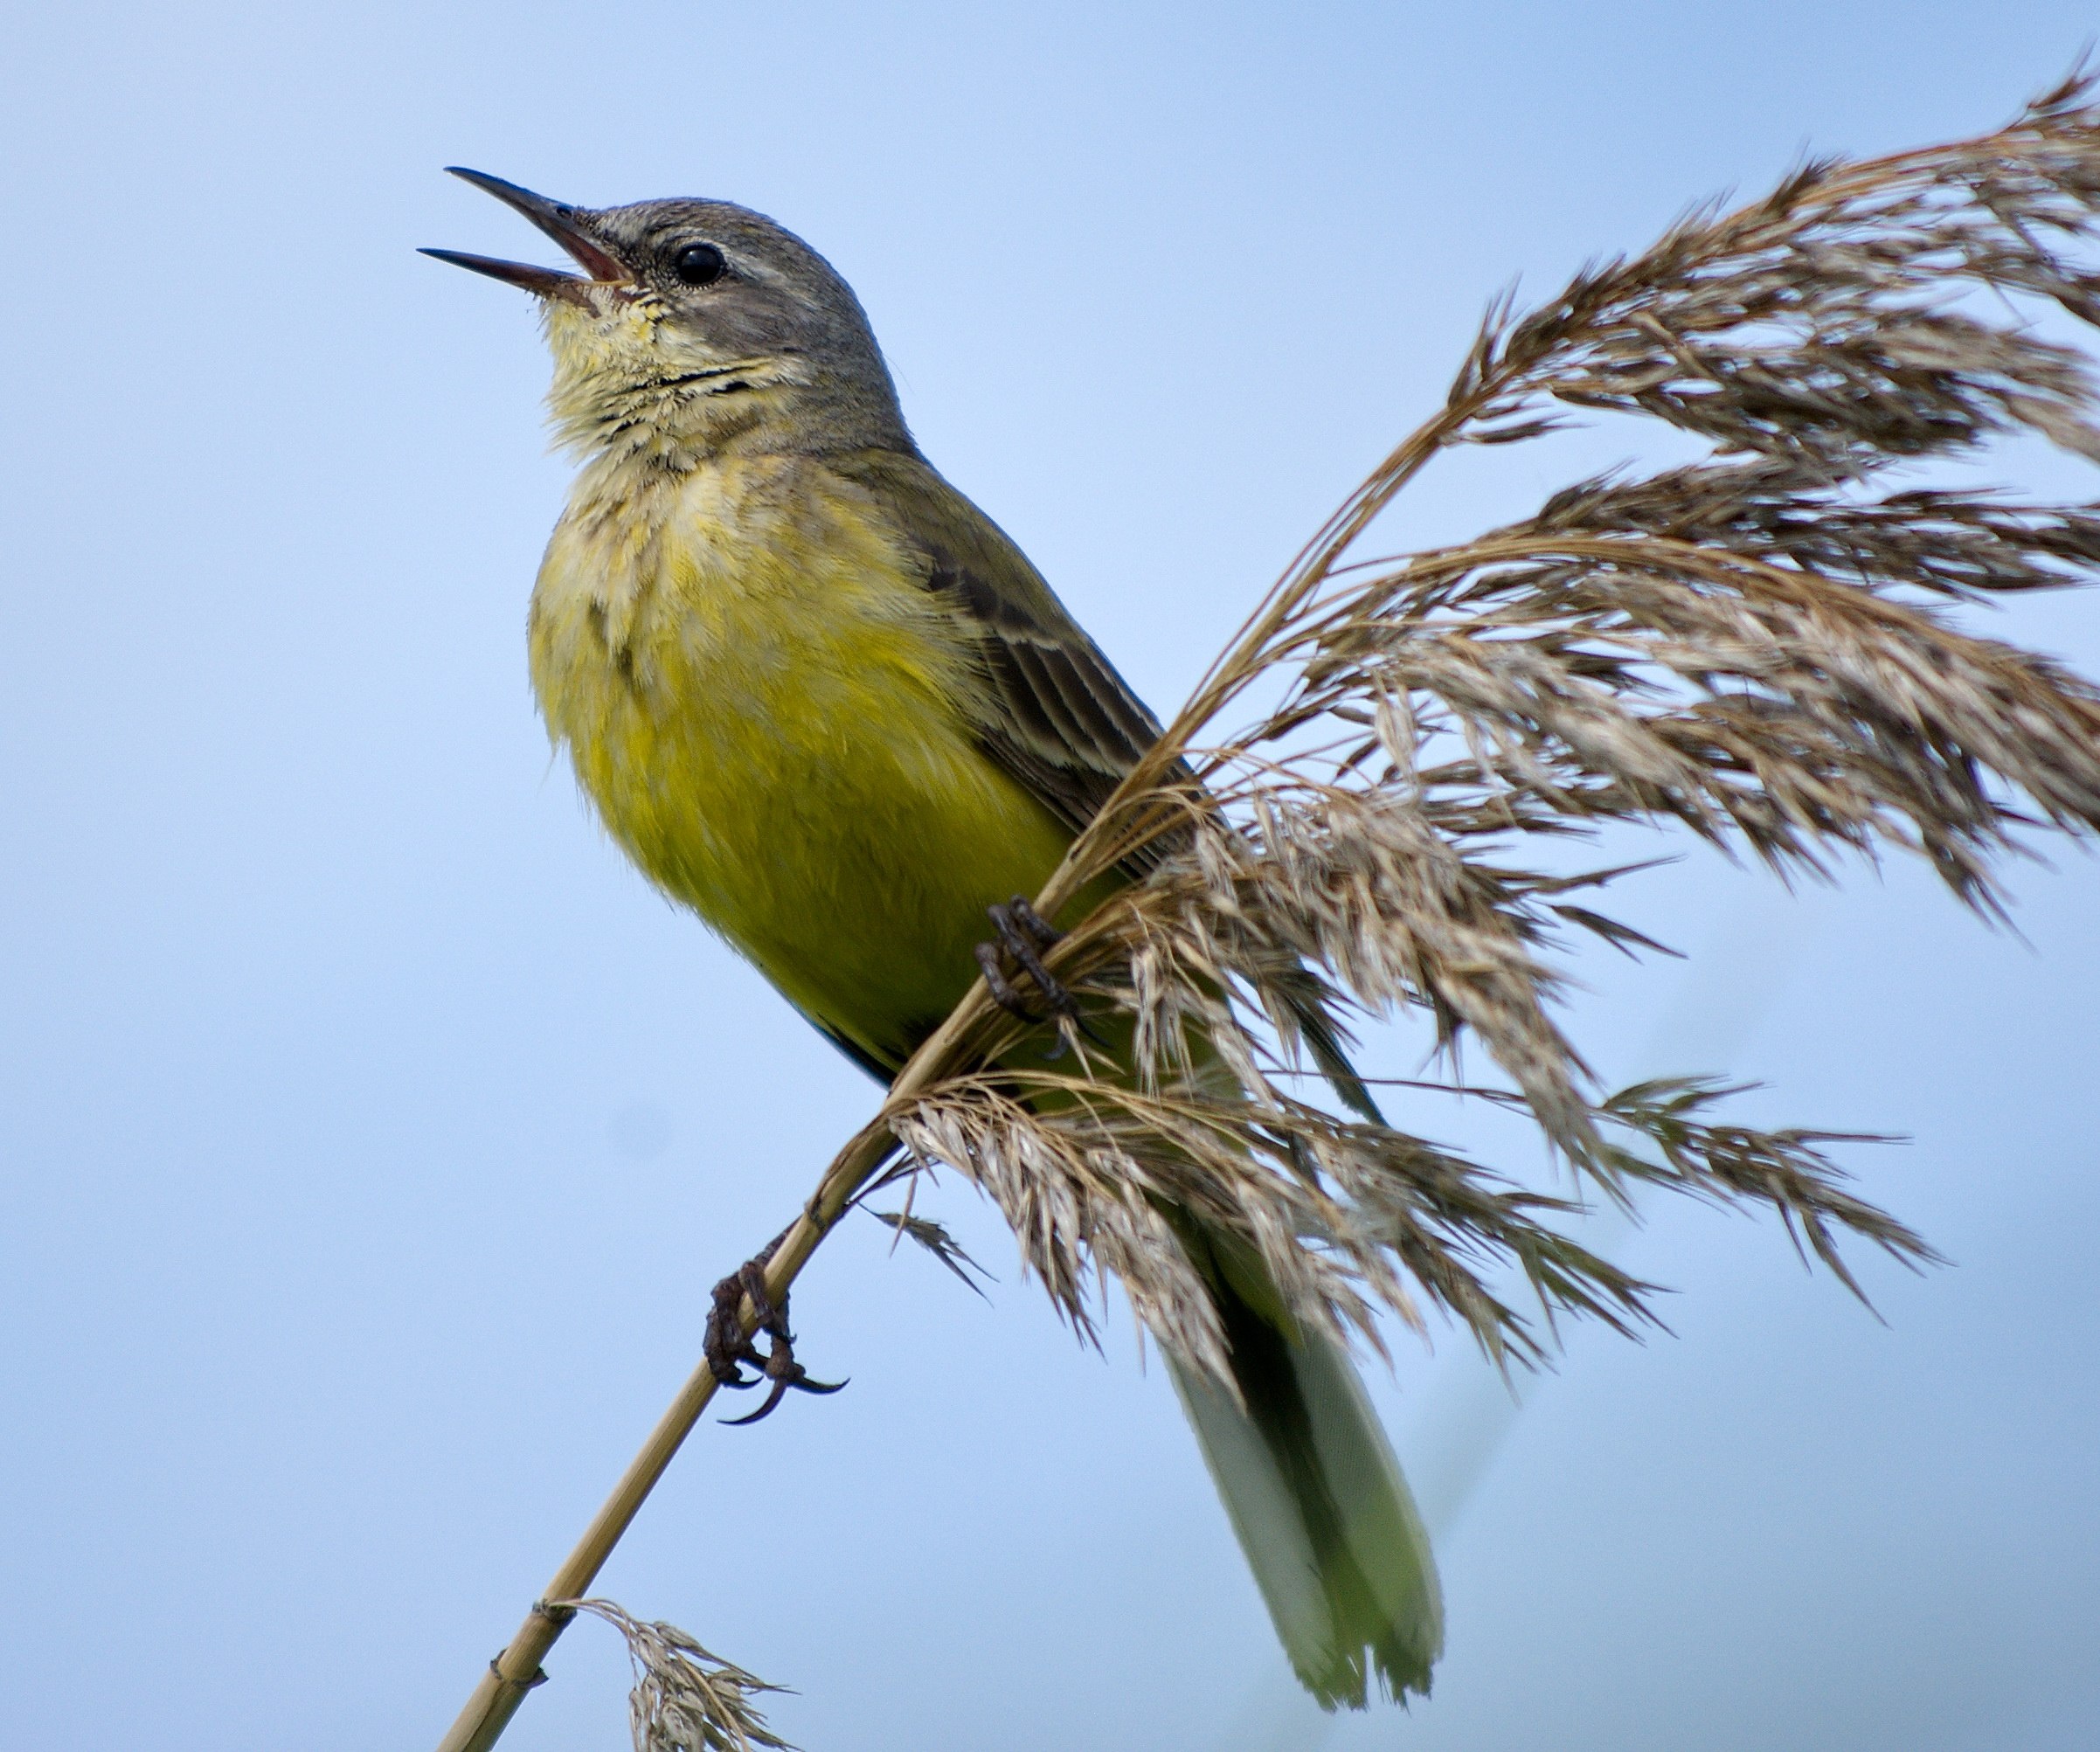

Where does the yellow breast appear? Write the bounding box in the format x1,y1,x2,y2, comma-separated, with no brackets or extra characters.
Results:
529,452,1077,1068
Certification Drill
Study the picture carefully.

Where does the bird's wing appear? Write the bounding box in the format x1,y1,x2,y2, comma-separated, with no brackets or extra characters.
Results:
830,447,1171,855
828,449,1383,1118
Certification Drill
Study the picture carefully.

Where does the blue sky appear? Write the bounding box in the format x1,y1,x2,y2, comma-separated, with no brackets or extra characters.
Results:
3,4,2097,1748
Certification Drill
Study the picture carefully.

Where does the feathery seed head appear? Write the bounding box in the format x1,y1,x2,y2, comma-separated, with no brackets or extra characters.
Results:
880,71,2100,1383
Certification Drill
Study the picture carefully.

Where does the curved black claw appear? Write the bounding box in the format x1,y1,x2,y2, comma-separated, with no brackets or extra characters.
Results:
977,897,1112,1059
720,1355,849,1426
974,939,1043,1024
978,896,1085,1047
705,1257,845,1428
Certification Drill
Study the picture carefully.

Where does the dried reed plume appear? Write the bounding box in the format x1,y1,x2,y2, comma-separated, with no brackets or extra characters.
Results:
883,68,2100,1385
554,1599,796,1752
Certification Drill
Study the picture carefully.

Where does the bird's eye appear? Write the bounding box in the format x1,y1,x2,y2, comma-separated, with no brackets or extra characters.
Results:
672,242,726,287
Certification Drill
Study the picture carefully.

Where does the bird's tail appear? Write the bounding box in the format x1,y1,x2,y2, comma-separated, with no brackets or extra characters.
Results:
1166,1228,1443,1709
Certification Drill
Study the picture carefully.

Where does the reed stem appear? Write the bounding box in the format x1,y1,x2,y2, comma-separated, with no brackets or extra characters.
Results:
433,968,1014,1751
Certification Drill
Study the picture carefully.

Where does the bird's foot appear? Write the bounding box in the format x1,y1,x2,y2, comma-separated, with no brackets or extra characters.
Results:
704,1243,846,1427
975,896,1081,1030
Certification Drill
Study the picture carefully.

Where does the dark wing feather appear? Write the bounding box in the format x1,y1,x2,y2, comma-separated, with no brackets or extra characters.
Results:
830,447,1175,865
828,447,1382,1115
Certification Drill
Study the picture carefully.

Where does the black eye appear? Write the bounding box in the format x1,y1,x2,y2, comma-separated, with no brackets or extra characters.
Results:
671,242,726,287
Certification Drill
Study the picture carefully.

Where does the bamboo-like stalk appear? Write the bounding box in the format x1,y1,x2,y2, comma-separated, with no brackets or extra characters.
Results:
433,976,1014,1751
431,1148,868,1751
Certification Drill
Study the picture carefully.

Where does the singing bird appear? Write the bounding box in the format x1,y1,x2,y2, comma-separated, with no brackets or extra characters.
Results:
426,170,1441,1707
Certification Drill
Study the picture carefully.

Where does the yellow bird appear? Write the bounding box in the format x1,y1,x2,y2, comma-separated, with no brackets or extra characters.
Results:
427,170,1441,1708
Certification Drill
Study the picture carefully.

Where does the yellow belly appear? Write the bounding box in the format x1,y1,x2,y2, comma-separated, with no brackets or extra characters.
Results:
529,454,1078,1069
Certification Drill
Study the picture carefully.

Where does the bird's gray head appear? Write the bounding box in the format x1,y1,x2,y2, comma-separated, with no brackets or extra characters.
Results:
425,169,911,467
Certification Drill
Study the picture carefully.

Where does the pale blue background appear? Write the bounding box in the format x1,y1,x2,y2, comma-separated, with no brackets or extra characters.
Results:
3,5,2097,1749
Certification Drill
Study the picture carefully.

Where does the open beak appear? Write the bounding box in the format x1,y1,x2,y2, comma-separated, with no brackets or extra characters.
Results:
420,169,630,306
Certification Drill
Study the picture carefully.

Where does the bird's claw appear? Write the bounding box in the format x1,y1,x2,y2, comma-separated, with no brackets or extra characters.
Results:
978,896,1080,1031
704,1257,846,1427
